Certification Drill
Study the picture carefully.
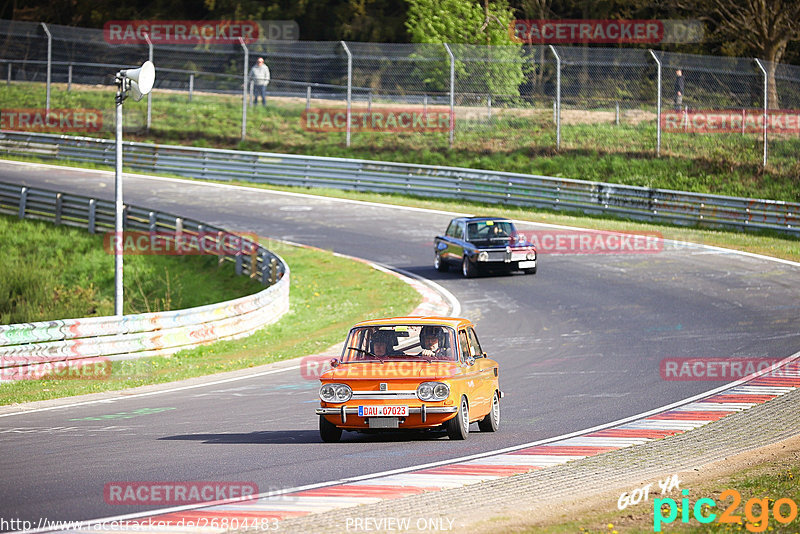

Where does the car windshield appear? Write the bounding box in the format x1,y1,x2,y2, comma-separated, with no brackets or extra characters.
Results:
341,325,458,362
466,220,515,242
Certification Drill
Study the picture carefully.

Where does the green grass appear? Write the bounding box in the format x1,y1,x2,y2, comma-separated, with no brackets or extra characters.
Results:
0,235,420,405
2,82,799,202
0,214,261,323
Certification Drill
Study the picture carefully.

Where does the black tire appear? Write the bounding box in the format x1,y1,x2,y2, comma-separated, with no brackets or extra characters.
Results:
478,391,500,432
434,252,449,272
319,415,342,443
446,396,469,440
461,256,477,278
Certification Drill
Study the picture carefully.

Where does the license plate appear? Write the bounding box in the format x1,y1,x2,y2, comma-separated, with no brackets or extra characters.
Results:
358,405,409,417
518,260,536,268
368,417,399,429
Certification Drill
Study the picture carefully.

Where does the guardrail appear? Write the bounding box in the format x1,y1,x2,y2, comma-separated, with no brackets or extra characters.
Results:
0,181,289,382
1,130,797,236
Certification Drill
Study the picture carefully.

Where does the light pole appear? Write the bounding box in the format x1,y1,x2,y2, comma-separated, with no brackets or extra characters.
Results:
114,61,155,316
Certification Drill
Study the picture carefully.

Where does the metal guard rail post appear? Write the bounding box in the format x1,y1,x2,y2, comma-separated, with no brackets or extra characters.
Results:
0,181,289,381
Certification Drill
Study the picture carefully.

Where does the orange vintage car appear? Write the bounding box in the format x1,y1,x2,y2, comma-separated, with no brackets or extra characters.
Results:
315,316,502,441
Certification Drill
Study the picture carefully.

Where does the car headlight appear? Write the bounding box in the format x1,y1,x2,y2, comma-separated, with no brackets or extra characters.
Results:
526,251,536,260
477,251,488,262
417,381,450,401
320,383,352,403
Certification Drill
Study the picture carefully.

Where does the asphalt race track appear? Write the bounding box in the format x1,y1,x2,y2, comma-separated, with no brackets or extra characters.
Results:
1,161,799,526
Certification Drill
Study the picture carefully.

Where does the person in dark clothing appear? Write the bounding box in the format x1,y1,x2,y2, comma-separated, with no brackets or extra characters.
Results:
674,69,684,111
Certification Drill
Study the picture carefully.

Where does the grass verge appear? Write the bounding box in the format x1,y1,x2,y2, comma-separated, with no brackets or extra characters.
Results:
1,82,799,201
0,214,261,323
0,238,420,405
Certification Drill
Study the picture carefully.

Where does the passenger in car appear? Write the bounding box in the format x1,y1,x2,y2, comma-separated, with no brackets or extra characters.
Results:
372,330,397,358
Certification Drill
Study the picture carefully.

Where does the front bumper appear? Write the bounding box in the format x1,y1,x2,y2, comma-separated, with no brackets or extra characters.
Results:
316,405,458,425
474,249,536,267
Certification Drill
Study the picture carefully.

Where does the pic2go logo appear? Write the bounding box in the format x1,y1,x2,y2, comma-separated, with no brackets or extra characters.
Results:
654,489,799,532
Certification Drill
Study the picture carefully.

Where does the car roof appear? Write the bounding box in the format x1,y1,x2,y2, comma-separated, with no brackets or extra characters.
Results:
352,316,473,330
453,216,511,223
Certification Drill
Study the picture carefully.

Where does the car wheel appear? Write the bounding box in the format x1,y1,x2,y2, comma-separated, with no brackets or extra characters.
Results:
478,391,500,432
319,415,342,443
434,252,449,272
461,256,477,278
446,396,469,440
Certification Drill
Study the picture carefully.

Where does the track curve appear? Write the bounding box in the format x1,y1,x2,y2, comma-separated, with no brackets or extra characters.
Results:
1,161,799,525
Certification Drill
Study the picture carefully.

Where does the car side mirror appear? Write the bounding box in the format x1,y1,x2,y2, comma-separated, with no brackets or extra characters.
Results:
482,352,488,358
330,358,339,368
466,356,475,366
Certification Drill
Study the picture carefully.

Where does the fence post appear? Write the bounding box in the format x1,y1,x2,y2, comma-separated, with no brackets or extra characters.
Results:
67,64,72,92
340,41,353,147
754,58,768,168
487,94,492,120
649,49,661,157
443,43,455,148
18,187,27,219
40,23,52,114
88,199,96,234
615,101,619,125
144,33,153,132
189,73,194,101
239,38,248,141
548,45,561,150
306,86,311,110
55,192,62,225
6,63,10,85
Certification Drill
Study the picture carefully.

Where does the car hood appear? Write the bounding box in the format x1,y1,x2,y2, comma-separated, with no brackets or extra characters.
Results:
321,361,461,381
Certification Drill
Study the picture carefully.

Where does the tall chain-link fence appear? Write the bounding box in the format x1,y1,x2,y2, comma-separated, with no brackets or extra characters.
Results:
1,19,799,171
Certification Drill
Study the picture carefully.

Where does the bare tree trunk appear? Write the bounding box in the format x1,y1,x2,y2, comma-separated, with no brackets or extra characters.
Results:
767,61,779,109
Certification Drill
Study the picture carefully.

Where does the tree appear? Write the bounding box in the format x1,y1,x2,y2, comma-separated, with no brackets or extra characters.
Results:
405,0,527,97
675,0,800,108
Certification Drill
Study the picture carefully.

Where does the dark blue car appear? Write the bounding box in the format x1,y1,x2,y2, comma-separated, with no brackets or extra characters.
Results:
434,216,537,278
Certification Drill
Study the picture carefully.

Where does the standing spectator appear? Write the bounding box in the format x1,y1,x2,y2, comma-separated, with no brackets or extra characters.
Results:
249,57,270,107
674,69,684,111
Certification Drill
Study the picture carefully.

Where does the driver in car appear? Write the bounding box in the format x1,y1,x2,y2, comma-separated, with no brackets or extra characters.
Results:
419,326,451,360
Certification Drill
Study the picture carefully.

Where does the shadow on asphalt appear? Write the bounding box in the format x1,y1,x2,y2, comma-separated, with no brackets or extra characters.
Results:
159,429,454,444
401,265,521,281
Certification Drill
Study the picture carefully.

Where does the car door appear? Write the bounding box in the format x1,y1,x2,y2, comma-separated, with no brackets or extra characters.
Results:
443,220,464,264
450,220,468,263
466,327,495,416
